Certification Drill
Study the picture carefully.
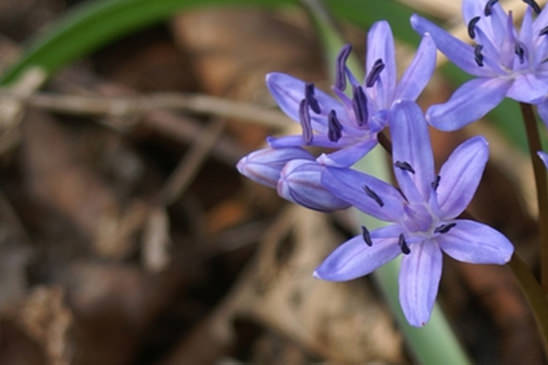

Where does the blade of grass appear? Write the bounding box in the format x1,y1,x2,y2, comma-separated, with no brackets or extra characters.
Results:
0,0,296,85
304,1,470,363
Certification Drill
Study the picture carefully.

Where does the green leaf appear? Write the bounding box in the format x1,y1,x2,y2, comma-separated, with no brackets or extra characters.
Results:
1,0,296,85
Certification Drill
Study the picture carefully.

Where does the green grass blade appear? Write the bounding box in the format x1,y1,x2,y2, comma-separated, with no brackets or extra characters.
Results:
1,0,296,85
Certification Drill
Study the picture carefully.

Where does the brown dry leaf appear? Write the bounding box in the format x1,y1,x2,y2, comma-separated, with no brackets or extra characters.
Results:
164,207,402,364
237,207,402,363
15,286,73,365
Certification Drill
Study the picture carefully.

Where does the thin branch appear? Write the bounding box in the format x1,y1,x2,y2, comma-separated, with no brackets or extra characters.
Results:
0,90,291,129
158,119,226,205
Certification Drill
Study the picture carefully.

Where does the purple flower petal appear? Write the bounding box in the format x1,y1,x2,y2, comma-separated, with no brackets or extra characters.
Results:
520,7,534,46
533,3,548,36
506,73,548,103
267,135,340,149
321,167,405,221
538,150,548,169
411,14,492,77
461,0,485,24
438,219,514,264
266,72,344,132
366,21,397,103
390,101,435,203
237,147,314,188
399,240,442,327
314,225,402,281
437,136,489,219
316,138,377,168
394,33,437,102
462,0,506,45
277,159,350,212
426,77,512,131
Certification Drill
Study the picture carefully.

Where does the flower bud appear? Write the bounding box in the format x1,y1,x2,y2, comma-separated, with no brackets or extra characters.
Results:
236,147,314,189
277,160,350,211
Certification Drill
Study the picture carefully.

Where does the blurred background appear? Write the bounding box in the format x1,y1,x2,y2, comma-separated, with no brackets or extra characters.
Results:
0,0,545,364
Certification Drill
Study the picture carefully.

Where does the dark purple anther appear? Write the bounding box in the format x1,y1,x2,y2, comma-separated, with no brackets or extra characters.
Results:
335,44,352,91
431,175,441,191
363,185,384,207
434,223,457,234
523,0,541,14
398,234,411,255
299,99,313,144
305,83,321,114
484,0,499,16
366,59,385,87
515,42,526,64
474,44,484,67
467,16,481,39
352,86,368,126
395,161,415,174
328,110,343,142
361,225,373,246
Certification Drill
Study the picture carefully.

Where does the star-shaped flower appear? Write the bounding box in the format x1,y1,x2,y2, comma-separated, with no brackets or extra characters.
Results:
266,20,436,167
314,100,514,326
412,0,548,130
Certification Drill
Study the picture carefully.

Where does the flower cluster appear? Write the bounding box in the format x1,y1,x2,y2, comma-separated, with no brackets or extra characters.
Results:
236,0,528,327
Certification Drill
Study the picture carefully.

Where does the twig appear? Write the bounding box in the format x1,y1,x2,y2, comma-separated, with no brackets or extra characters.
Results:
0,90,291,129
158,119,226,205
145,110,243,165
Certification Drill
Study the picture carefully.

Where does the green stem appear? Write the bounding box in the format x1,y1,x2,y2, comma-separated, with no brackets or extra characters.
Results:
520,102,548,292
508,254,548,357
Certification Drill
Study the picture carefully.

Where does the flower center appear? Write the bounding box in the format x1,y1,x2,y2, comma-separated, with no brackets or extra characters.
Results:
402,202,434,233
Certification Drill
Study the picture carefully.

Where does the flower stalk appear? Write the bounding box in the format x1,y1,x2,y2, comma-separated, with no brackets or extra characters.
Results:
520,102,548,292
508,253,548,357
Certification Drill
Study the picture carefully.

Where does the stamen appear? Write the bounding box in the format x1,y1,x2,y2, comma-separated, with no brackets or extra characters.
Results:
434,223,457,234
335,44,352,91
394,161,415,174
305,83,321,114
431,175,441,191
366,59,385,87
363,185,384,207
398,234,411,255
539,25,548,37
484,0,499,16
328,110,343,142
474,44,484,67
298,99,313,144
467,16,481,39
523,0,541,14
361,225,373,246
515,42,526,64
352,86,368,126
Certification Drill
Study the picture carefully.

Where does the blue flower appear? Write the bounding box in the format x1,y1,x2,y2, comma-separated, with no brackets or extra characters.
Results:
314,100,514,327
412,0,548,130
266,20,436,167
236,146,349,211
236,146,314,188
277,159,350,211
